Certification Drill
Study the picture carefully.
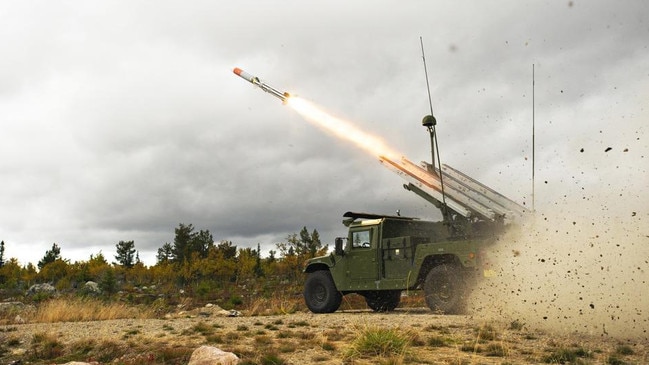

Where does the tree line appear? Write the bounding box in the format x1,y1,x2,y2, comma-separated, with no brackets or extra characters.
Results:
0,224,327,301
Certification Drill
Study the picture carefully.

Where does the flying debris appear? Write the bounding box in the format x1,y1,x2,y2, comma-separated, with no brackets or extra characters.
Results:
233,67,290,103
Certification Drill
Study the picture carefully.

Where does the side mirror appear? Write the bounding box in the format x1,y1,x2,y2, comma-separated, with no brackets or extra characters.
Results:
334,237,345,256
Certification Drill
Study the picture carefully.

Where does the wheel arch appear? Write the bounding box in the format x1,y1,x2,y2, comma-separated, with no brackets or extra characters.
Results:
304,263,330,274
416,254,462,285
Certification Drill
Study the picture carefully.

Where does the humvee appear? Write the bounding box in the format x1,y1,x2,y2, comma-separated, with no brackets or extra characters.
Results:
303,157,528,313
303,211,498,313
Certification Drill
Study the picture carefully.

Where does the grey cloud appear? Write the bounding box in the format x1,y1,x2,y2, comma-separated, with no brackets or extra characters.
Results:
1,1,647,265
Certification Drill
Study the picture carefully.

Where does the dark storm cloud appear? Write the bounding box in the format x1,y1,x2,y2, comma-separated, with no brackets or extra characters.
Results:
1,1,647,265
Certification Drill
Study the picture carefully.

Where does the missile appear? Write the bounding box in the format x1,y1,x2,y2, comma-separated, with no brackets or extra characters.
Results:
233,67,290,103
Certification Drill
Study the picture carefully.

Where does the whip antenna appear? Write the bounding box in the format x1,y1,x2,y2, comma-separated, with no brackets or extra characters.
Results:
420,36,448,216
532,64,536,213
421,37,435,117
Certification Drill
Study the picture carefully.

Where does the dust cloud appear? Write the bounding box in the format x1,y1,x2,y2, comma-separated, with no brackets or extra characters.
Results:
469,190,649,339
467,97,648,339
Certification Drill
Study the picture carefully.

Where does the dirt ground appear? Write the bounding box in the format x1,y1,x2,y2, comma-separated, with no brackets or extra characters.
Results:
2,306,647,364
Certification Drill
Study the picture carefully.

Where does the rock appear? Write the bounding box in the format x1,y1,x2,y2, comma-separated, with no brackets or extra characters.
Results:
212,308,240,317
84,281,100,293
188,346,239,365
26,283,56,296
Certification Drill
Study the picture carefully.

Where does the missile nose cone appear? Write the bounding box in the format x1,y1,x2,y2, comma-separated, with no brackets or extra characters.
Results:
233,68,288,103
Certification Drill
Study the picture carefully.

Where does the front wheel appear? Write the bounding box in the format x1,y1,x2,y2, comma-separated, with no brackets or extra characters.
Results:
423,264,465,314
364,290,401,312
304,270,342,313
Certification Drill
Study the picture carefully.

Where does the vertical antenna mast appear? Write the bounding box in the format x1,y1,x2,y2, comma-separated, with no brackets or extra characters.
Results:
420,36,448,214
532,64,536,212
421,37,435,117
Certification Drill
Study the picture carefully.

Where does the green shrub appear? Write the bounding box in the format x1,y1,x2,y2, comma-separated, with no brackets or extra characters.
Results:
262,353,286,365
345,326,411,359
509,319,525,330
615,345,634,356
29,332,65,361
485,342,508,357
475,323,498,342
542,346,592,363
427,335,448,347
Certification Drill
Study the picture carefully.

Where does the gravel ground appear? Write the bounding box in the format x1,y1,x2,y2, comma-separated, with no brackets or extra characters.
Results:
2,307,648,364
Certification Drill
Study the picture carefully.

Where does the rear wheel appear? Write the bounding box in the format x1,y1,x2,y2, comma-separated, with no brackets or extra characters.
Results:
304,270,342,313
364,290,401,312
423,264,464,314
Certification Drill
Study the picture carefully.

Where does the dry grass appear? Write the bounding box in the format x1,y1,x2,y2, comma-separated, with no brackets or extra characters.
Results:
246,295,304,316
2,299,648,364
28,297,155,323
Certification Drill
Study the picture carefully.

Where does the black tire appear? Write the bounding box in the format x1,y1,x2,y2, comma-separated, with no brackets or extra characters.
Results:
423,264,464,314
304,270,342,313
364,290,401,312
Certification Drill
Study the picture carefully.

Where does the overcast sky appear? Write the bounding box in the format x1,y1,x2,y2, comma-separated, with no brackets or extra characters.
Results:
1,1,647,266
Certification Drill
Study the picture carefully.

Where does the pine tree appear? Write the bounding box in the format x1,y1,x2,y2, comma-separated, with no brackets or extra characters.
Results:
254,243,264,277
191,229,213,258
299,227,312,256
156,243,173,264
172,223,194,263
0,240,5,268
114,240,136,268
171,224,214,264
216,240,237,260
309,229,323,258
38,243,61,270
267,250,276,263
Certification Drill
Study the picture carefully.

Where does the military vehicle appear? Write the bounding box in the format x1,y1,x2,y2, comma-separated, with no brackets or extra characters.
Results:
303,117,529,314
229,66,529,314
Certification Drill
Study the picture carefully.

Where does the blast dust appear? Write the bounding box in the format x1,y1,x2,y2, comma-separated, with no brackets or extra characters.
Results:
468,213,649,340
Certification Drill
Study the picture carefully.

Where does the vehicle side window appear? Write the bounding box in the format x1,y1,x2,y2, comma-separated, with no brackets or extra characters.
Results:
352,230,371,249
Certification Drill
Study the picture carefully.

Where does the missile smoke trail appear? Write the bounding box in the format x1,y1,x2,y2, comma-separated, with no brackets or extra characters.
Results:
286,96,400,160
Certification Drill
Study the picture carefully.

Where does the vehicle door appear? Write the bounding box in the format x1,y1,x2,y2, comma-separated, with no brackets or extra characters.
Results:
346,227,379,284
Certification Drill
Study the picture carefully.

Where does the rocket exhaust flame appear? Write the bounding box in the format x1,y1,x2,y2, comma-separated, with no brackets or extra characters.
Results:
286,97,400,160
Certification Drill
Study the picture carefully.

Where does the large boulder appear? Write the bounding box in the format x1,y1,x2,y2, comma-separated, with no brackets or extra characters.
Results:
82,281,101,294
188,346,239,365
26,283,56,296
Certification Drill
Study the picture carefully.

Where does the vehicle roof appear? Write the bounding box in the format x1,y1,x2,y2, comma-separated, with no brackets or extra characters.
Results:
342,211,418,221
342,211,420,227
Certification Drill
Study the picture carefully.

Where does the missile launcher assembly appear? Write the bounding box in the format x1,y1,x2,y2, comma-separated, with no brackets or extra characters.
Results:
233,66,529,314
